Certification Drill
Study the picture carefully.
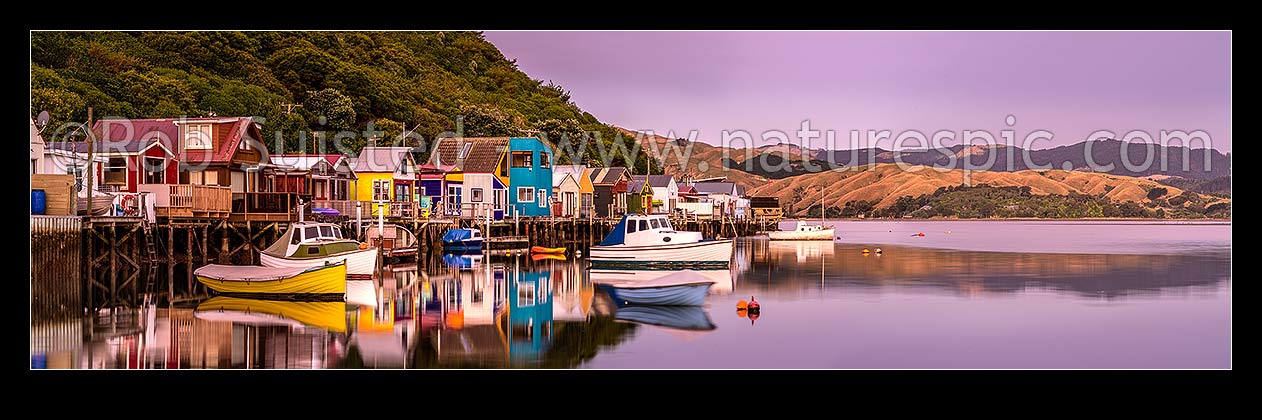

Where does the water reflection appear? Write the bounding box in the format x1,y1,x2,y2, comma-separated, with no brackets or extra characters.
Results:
37,224,1231,369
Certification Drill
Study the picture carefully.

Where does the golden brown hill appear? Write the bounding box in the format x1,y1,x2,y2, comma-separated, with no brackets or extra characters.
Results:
747,164,1226,216
620,127,770,189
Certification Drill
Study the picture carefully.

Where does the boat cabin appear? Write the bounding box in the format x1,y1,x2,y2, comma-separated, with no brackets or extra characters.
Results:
264,221,360,259
599,214,704,246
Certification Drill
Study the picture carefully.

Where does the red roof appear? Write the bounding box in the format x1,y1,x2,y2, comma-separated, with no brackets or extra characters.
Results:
93,118,180,155
94,117,262,165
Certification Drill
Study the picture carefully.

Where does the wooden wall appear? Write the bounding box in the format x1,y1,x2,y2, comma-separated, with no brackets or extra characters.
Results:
31,174,76,216
31,215,82,320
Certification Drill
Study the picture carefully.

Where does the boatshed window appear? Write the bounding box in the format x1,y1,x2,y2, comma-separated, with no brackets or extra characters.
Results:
511,151,532,168
184,123,212,150
540,152,551,168
518,187,534,202
471,188,484,203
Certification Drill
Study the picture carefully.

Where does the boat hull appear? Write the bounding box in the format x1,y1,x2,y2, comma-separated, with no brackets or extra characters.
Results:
196,263,347,295
768,228,835,241
589,239,733,268
600,283,713,306
259,247,378,276
442,239,483,251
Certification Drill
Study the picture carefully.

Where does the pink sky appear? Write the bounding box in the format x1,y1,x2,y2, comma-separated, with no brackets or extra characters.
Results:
485,31,1231,152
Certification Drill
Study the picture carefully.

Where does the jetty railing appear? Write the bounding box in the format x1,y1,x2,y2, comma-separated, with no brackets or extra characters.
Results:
140,184,231,219
231,192,311,221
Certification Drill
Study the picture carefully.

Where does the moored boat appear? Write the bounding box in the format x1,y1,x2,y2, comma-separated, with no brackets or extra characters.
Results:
594,270,716,306
194,261,347,295
768,220,835,241
589,214,733,268
259,221,378,276
441,228,484,251
362,223,420,260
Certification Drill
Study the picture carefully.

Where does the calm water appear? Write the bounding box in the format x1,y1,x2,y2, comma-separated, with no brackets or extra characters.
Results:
31,221,1231,369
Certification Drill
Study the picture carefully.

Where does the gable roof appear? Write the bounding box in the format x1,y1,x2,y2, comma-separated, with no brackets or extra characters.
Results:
692,182,739,195
632,174,675,188
552,172,577,188
627,179,649,194
353,147,414,173
431,137,509,174
678,185,696,195
589,167,631,186
271,154,353,175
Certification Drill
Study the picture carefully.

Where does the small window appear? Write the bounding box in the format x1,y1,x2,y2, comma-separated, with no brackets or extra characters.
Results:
627,221,638,233
538,190,547,208
332,226,342,239
319,226,333,237
540,152,551,168
511,151,532,168
459,143,472,158
304,227,319,240
306,247,320,255
639,220,649,231
650,218,661,229
518,187,535,202
471,188,484,203
291,231,302,245
662,219,673,230
184,123,212,150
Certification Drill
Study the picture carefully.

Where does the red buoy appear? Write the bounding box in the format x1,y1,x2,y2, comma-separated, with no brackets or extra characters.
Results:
917,232,925,237
747,296,761,312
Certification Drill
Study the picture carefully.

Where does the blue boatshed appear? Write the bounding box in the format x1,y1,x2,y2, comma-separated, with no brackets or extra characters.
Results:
507,137,554,217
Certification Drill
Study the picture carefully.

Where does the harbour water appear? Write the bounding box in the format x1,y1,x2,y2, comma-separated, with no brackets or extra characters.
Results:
31,221,1231,369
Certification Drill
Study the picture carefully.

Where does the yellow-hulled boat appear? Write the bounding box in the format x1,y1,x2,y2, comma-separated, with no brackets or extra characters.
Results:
194,296,347,333
194,261,347,295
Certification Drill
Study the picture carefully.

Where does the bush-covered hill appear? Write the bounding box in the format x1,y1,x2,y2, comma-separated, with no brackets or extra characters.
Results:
30,31,655,171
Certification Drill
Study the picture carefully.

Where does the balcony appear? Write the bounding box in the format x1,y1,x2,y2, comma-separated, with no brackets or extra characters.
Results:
139,184,232,219
230,192,311,222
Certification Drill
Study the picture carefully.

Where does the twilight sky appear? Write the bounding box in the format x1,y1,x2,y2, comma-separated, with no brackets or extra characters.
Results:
485,31,1231,152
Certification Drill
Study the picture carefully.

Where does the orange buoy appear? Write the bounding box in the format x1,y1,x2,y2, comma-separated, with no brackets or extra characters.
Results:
862,248,870,254
358,242,369,250
737,308,748,318
736,300,748,309
747,296,760,312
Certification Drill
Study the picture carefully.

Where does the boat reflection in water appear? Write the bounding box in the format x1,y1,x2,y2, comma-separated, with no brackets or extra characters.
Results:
590,268,734,295
613,305,715,340
195,296,347,333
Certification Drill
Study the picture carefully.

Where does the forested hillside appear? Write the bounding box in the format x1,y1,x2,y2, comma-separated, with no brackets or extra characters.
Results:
30,31,654,171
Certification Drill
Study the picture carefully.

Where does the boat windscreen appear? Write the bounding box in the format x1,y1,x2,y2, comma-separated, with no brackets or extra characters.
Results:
320,226,333,238
304,226,319,240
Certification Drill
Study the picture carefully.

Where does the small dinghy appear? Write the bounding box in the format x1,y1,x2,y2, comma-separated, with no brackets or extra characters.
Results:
194,261,347,296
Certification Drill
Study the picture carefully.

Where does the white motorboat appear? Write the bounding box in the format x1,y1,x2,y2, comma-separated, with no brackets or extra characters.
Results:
259,221,379,276
768,220,835,241
589,214,733,268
